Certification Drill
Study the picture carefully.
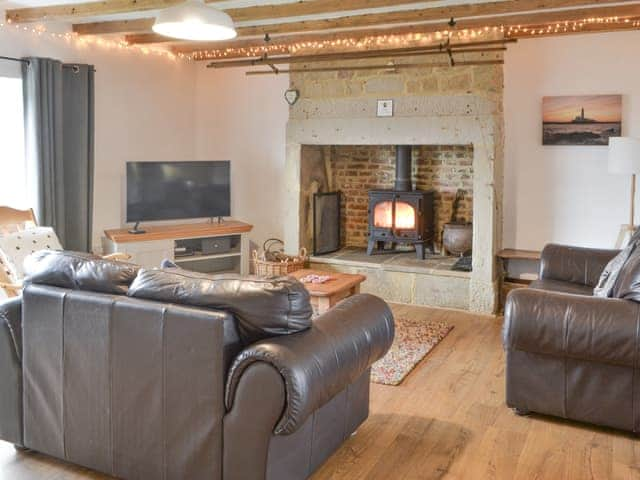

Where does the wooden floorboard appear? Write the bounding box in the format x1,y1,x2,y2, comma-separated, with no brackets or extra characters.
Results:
1,303,640,479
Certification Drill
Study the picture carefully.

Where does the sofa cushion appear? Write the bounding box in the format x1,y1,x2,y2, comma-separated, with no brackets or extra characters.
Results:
593,242,637,298
127,269,313,344
0,227,63,283
529,279,594,297
612,247,640,302
23,250,140,295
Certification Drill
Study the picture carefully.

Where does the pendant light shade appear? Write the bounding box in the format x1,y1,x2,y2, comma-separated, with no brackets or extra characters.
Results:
153,0,236,41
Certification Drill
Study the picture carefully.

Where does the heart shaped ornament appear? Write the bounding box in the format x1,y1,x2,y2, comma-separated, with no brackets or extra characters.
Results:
284,89,300,105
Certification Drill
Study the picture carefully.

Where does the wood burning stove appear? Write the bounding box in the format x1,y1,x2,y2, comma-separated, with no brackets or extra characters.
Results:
367,146,435,259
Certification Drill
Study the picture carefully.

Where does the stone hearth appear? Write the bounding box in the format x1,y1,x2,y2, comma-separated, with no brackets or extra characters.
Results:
283,53,504,313
309,248,470,310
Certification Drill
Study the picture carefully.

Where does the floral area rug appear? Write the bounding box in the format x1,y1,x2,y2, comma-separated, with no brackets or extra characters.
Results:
371,316,453,386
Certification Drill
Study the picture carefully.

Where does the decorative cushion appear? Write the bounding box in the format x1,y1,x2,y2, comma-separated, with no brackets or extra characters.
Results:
612,247,640,302
0,267,12,299
128,268,313,345
593,242,636,298
0,227,62,283
23,250,140,295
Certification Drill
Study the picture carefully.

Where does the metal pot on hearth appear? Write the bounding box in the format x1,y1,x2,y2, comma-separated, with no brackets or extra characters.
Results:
443,222,473,256
442,189,472,257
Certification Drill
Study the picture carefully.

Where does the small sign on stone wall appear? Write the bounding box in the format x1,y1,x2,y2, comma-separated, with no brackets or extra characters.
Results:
376,99,393,117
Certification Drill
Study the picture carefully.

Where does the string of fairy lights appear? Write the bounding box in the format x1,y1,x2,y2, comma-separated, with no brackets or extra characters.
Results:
1,19,192,62
191,15,640,61
2,12,640,62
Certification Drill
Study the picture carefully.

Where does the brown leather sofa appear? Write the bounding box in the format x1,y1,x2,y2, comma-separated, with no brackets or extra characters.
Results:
0,251,395,480
502,243,640,432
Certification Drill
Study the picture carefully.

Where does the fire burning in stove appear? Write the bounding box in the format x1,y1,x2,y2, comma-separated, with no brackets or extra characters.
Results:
367,145,434,259
373,201,416,229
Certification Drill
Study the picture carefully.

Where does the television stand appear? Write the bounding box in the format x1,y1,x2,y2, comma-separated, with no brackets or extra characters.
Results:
128,222,147,235
103,220,253,275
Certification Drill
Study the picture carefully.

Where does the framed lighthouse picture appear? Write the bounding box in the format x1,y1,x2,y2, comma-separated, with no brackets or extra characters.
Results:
542,95,622,146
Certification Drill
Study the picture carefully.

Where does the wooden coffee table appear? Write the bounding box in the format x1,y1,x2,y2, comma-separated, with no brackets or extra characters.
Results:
289,269,366,315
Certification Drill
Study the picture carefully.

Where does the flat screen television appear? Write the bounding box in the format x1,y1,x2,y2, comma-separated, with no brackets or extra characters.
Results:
126,161,230,224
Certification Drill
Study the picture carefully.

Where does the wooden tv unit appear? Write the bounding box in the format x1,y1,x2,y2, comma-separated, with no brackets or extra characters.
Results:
103,220,253,275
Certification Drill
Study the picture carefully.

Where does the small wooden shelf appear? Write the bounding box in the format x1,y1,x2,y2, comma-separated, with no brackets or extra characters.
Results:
105,220,253,244
497,249,541,261
174,252,242,263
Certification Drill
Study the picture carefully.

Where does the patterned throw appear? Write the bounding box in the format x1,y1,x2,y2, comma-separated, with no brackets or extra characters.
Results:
371,316,453,386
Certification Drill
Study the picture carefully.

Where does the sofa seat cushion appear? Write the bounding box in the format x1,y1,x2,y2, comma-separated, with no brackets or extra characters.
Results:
23,250,140,295
127,269,313,345
529,279,593,296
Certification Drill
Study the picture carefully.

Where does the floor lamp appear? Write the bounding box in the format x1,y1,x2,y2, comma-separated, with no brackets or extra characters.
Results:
609,137,640,248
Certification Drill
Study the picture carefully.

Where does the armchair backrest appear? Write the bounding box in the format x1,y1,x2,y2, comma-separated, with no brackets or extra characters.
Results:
21,284,242,480
0,207,36,234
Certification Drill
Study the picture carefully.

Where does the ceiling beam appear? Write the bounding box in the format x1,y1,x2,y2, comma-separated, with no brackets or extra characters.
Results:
245,59,504,76
8,0,439,25
74,19,154,36
7,0,220,24
506,17,640,37
139,3,640,58
68,0,640,38
207,39,514,68
228,0,640,37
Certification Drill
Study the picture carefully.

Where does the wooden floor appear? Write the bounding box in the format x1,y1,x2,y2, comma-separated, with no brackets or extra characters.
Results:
2,303,640,479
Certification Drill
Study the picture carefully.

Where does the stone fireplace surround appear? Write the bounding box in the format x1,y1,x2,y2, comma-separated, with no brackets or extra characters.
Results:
285,102,502,312
283,57,504,313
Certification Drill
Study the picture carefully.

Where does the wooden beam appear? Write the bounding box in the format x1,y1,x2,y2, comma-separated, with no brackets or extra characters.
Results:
70,0,640,38
7,0,221,24
74,19,154,36
245,59,504,76
233,0,640,38
9,0,442,24
206,39,513,68
169,3,640,58
506,17,640,38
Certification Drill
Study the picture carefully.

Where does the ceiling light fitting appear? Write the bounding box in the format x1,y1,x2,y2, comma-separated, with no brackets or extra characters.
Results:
153,0,237,42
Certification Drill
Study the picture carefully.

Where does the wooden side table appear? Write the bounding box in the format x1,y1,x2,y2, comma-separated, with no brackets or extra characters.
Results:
497,248,541,310
289,269,366,315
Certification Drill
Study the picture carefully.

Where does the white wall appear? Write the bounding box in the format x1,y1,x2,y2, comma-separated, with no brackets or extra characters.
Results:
4,26,639,254
197,31,640,254
194,66,289,250
504,31,640,250
0,26,196,250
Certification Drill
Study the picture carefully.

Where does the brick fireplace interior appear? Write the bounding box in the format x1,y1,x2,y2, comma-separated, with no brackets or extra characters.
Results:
300,144,474,257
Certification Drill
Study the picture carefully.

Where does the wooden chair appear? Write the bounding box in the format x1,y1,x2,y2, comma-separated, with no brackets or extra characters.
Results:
0,206,130,297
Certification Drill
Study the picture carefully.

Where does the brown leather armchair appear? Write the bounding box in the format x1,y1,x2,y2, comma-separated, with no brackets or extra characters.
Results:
503,244,640,432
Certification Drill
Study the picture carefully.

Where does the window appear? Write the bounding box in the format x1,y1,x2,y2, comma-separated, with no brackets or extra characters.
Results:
0,77,27,208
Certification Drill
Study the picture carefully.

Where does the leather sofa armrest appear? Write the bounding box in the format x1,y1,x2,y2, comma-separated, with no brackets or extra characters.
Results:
0,297,23,445
539,244,619,287
504,288,640,367
225,294,394,435
0,297,22,362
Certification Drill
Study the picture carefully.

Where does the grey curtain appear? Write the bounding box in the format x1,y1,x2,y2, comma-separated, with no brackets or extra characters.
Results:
22,58,95,252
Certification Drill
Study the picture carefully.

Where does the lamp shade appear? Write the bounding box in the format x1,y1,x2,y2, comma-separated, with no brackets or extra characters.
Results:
608,137,640,175
153,0,236,41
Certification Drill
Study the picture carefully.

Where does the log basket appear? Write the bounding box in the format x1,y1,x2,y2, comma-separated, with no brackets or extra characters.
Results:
253,238,307,276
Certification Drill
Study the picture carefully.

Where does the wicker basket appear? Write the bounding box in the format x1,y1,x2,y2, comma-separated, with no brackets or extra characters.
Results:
253,238,307,276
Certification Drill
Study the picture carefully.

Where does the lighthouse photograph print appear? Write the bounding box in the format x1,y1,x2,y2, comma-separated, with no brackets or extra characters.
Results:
542,94,622,146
